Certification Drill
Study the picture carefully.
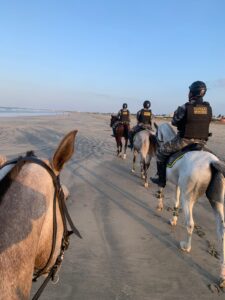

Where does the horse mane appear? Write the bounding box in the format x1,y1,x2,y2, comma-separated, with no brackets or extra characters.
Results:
0,151,36,204
159,123,176,143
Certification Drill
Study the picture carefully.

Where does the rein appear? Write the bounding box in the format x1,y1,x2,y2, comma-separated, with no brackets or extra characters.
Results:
1,154,82,300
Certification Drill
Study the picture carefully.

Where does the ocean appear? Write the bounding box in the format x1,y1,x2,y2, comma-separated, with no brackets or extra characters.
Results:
0,107,64,117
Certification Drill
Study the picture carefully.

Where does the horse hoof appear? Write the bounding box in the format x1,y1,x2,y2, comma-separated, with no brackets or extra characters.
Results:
219,278,225,288
180,241,191,253
144,182,148,188
131,169,135,173
156,205,163,211
169,219,177,226
123,154,126,159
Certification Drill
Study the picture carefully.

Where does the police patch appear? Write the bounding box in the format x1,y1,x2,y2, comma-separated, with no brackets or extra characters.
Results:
143,112,151,116
193,107,208,114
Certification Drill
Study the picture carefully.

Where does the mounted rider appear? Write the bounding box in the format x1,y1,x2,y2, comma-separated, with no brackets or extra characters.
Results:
129,100,152,148
151,81,212,187
112,103,131,136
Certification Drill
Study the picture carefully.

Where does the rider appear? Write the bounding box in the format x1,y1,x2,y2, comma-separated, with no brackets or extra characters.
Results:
129,100,152,148
151,81,212,187
112,103,131,136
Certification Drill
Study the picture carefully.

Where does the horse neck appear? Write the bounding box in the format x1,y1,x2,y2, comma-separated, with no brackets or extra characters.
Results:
161,124,176,143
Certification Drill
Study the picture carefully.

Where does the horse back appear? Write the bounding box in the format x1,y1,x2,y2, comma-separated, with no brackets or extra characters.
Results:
168,151,218,188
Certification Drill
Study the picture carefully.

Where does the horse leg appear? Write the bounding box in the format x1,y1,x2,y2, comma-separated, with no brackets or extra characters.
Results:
170,186,180,226
119,140,123,157
156,187,164,211
211,202,225,286
116,137,122,156
132,150,137,173
123,138,128,159
144,159,150,188
116,141,120,156
180,192,195,252
206,172,225,286
141,160,145,179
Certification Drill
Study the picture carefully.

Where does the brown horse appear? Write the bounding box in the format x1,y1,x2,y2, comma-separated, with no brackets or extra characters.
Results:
0,131,81,300
110,115,130,159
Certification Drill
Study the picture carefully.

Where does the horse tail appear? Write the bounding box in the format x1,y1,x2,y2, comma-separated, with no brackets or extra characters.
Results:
141,138,149,163
149,134,157,156
206,161,225,204
123,124,129,139
210,161,225,176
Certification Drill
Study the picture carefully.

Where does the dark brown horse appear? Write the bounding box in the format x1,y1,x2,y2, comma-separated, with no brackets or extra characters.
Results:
110,115,130,159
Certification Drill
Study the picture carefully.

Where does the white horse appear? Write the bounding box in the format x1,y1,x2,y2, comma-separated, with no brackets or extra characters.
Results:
131,130,156,187
154,122,225,287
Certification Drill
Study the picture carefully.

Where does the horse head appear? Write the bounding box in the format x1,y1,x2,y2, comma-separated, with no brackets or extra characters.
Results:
110,115,118,127
0,130,78,299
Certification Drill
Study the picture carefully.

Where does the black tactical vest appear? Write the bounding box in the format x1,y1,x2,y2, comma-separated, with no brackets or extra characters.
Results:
181,102,212,140
138,109,152,124
120,109,130,122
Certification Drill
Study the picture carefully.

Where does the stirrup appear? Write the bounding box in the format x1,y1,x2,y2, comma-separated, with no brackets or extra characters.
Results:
150,177,160,184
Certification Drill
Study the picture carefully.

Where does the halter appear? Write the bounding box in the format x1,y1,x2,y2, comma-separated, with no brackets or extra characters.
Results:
0,154,82,300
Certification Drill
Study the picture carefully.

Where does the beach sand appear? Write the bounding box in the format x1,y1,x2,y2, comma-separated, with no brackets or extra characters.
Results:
1,112,225,300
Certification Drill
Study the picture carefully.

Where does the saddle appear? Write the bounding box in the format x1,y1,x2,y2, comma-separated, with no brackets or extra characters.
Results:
167,143,205,168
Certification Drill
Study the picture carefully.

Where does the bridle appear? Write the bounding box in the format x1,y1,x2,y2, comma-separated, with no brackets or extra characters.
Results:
0,154,82,300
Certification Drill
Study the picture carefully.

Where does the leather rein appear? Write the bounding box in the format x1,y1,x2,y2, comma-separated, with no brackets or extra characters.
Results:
0,154,82,300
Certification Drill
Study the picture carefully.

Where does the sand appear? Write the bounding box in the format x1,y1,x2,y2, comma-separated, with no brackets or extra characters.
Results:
0,112,225,300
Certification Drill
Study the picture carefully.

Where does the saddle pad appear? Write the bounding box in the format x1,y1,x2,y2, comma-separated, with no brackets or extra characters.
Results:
167,143,204,168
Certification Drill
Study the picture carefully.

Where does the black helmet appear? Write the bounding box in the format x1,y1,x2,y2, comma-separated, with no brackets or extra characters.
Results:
143,100,151,109
122,103,127,109
189,81,207,97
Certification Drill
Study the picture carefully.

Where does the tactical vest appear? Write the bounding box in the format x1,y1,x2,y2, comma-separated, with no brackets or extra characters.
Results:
138,109,152,124
181,102,212,140
120,109,130,122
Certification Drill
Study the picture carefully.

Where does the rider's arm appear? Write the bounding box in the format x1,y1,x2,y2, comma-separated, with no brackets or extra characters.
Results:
128,110,131,122
171,105,186,127
136,110,141,123
205,102,213,122
149,110,152,126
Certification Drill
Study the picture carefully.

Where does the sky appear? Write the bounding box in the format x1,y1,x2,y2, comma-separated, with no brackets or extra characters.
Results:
0,0,225,115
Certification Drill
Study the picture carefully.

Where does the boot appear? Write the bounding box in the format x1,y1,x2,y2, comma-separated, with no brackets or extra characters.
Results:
111,128,116,137
151,162,166,187
128,132,134,149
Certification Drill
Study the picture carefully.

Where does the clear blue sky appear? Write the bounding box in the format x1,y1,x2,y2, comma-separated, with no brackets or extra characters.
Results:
0,0,224,115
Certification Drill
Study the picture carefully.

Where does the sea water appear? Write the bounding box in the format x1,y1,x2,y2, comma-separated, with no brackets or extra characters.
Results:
0,107,64,117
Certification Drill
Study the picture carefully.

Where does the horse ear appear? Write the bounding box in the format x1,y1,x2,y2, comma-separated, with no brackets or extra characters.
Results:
52,130,78,172
0,155,7,167
154,122,158,130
